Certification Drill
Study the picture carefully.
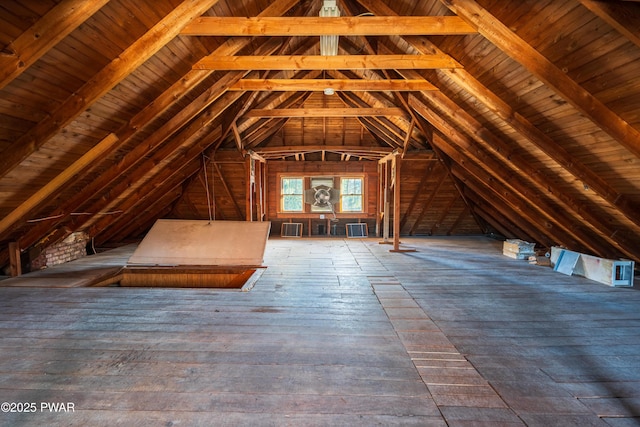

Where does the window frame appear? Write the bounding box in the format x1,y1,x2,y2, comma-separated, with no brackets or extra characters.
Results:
280,176,304,212
339,176,364,213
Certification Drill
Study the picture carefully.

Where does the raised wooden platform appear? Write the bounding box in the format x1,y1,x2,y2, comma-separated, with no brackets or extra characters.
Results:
0,236,638,425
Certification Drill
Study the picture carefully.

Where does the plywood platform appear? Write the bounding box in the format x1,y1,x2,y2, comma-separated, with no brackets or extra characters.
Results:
0,236,639,426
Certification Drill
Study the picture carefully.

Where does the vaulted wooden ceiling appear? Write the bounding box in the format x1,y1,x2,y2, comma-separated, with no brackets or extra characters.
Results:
1,0,639,269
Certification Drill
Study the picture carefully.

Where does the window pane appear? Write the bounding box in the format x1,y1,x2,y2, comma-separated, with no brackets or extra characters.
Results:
282,178,303,211
342,195,362,212
282,178,303,195
283,195,303,211
341,178,363,212
342,178,362,195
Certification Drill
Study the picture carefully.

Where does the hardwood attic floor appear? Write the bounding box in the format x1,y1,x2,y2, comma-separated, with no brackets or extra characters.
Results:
0,236,639,426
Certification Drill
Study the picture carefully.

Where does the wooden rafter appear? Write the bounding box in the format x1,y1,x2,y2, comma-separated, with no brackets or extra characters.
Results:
359,0,640,232
0,0,222,179
194,54,462,71
579,0,640,49
336,91,407,148
82,93,242,232
181,16,476,36
88,124,226,238
411,91,640,252
8,32,290,259
14,73,245,256
0,133,118,239
431,127,617,257
230,78,437,92
439,0,640,160
458,170,552,247
0,0,110,90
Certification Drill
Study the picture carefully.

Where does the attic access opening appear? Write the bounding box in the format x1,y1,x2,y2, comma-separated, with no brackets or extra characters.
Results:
96,266,265,290
94,220,270,290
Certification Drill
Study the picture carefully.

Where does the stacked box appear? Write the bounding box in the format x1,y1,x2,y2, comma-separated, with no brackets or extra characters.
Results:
503,239,536,260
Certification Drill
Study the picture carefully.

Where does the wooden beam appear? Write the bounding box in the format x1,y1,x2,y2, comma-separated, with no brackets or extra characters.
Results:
230,78,438,92
214,161,245,220
402,118,416,156
0,0,301,263
245,150,267,163
245,108,407,118
410,93,640,259
256,145,393,155
246,157,254,222
8,242,21,277
0,0,222,179
440,0,640,161
181,16,477,36
81,94,243,233
232,122,243,152
0,0,110,90
579,0,640,49
382,159,392,242
359,0,640,234
194,54,462,71
391,156,402,251
0,133,119,239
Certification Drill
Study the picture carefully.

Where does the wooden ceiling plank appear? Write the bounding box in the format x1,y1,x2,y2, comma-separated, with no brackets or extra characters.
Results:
194,54,462,71
81,92,243,233
16,72,244,255
428,110,618,257
230,78,438,91
450,161,576,251
0,132,119,239
2,0,301,259
399,162,436,231
245,107,407,118
0,0,110,90
181,16,477,36
88,124,226,240
409,169,449,235
95,168,195,246
432,195,461,235
0,0,222,179
359,0,640,235
440,0,640,160
412,94,640,259
579,0,640,49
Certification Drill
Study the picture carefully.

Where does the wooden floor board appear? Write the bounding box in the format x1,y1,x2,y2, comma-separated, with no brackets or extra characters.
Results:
1,235,639,425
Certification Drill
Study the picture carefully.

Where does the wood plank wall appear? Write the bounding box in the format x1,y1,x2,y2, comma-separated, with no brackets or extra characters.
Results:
171,151,482,238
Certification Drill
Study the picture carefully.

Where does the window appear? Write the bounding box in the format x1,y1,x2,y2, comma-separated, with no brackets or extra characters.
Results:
341,177,363,212
281,177,303,212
